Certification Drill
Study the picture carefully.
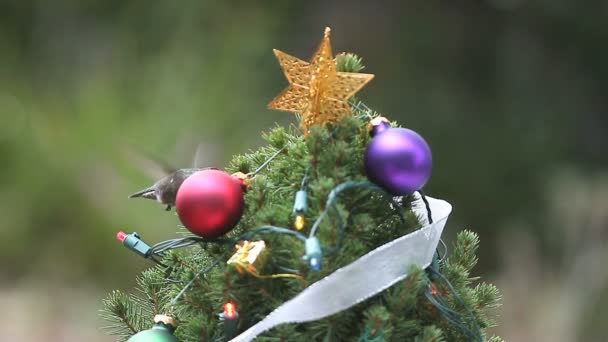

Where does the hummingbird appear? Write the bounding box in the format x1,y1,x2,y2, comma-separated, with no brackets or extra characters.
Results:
129,144,217,211
129,167,218,211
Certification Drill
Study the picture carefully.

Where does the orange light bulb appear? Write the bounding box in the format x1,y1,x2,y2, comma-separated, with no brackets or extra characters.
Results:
224,302,237,319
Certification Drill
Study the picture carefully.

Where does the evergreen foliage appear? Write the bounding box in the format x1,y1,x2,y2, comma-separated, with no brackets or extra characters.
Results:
103,56,501,341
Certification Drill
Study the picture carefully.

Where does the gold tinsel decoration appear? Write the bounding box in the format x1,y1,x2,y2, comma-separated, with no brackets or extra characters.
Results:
267,27,375,133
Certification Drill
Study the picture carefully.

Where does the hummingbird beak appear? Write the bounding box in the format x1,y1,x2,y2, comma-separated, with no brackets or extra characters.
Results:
129,187,156,200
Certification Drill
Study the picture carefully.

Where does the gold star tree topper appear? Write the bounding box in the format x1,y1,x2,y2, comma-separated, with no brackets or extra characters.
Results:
268,27,374,132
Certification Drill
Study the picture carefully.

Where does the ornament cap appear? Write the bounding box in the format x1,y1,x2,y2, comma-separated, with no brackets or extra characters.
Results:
367,116,391,137
231,172,251,190
154,314,177,328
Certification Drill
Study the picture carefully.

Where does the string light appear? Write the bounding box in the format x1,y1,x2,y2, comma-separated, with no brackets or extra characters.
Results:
220,301,240,339
116,231,152,258
292,167,310,231
116,231,127,241
304,237,322,271
429,283,438,296
294,214,305,231
223,302,237,319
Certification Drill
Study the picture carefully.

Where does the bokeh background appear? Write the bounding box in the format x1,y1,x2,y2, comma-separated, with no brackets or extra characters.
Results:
1,1,607,341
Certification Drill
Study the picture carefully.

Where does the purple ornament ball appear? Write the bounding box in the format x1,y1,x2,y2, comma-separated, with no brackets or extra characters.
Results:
364,127,432,195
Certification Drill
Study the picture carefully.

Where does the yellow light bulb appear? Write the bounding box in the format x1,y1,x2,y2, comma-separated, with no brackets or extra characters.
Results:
294,214,305,231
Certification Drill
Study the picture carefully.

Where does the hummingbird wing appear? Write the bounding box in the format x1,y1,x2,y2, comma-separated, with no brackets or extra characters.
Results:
123,144,177,179
193,142,206,168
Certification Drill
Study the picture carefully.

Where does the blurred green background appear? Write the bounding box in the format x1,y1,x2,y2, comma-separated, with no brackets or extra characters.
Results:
1,1,607,340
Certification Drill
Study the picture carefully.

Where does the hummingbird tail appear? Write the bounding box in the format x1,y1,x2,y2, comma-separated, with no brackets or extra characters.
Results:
129,187,156,199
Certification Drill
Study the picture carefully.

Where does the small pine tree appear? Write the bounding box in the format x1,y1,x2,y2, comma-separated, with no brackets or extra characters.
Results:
102,53,501,342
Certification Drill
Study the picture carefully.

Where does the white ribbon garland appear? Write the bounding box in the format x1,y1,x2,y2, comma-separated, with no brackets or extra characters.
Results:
230,196,452,342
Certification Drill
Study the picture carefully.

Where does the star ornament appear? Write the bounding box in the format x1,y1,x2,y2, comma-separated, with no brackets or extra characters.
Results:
267,27,374,133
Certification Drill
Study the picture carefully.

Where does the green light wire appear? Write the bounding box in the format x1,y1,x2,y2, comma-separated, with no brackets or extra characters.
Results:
357,325,385,342
309,181,405,238
425,267,483,342
248,146,286,177
300,165,311,190
150,225,307,256
239,225,307,242
169,259,221,307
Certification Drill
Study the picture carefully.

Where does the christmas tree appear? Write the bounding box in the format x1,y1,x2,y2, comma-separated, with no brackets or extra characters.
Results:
102,28,502,342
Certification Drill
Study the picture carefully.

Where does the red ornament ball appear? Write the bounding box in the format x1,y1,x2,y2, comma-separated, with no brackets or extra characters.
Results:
175,169,244,238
